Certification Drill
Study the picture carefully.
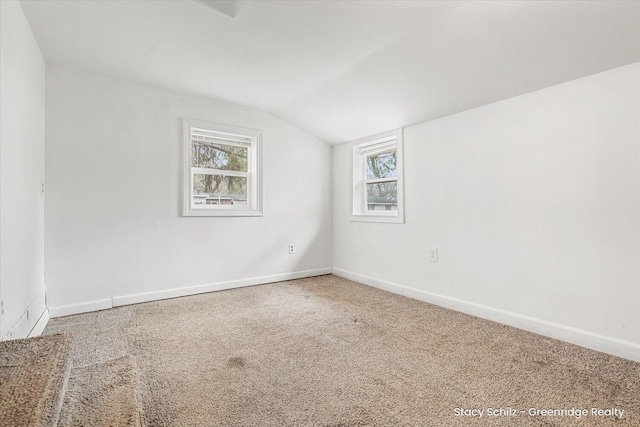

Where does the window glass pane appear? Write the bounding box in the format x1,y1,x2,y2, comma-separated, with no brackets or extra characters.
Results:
366,150,396,179
192,142,248,172
192,174,247,206
366,181,397,211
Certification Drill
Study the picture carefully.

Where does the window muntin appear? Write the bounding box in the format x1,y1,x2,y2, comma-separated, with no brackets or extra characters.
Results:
183,119,262,216
351,130,404,223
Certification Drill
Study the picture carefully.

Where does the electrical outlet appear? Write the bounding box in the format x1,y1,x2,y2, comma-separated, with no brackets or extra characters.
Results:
428,247,438,263
289,243,295,254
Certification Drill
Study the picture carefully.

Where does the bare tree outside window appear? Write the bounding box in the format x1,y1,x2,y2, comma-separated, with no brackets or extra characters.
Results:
366,150,397,211
191,142,248,204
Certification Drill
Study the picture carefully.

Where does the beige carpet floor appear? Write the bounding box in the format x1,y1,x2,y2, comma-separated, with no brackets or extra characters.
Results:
44,275,640,426
58,355,145,426
0,333,72,427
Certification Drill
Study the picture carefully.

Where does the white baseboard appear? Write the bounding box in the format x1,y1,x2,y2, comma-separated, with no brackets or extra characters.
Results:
48,298,113,318
332,267,640,363
112,268,332,307
28,308,50,338
49,268,332,318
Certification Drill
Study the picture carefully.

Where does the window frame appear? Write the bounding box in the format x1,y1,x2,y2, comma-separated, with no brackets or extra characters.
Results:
351,129,404,223
182,119,263,217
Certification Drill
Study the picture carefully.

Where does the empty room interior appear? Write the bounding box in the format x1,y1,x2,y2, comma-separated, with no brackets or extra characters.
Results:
1,0,639,425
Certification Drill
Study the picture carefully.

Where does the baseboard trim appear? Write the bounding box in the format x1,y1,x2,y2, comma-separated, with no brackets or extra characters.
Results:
28,308,50,338
332,267,640,363
49,299,113,319
48,268,332,318
112,268,332,307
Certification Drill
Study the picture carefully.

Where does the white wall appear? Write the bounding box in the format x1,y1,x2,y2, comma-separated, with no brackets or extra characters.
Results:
333,63,640,361
0,1,47,340
45,67,332,315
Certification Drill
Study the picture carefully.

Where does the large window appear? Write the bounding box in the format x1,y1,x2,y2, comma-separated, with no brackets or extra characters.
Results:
352,129,404,223
183,119,262,216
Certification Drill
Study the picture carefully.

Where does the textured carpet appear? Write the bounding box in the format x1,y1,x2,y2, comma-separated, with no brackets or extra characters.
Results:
58,355,145,426
45,275,640,426
0,333,72,427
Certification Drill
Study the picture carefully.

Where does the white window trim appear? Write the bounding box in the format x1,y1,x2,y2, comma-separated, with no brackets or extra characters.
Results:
182,119,263,217
351,129,404,224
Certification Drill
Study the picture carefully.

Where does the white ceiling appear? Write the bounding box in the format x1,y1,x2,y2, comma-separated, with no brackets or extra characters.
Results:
19,0,640,144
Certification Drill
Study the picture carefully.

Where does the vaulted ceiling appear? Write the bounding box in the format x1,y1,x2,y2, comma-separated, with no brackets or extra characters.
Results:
20,0,640,144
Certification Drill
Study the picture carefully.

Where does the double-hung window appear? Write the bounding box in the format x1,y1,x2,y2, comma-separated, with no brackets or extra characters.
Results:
351,129,404,223
183,119,262,216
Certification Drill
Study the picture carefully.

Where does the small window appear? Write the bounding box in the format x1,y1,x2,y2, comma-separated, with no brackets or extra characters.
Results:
351,129,404,223
183,119,262,216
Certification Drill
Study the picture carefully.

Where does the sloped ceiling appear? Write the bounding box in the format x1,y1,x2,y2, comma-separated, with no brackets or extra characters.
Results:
19,0,640,144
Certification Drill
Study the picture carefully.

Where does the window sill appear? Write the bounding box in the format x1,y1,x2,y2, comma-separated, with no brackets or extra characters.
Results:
350,214,404,224
183,209,263,217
